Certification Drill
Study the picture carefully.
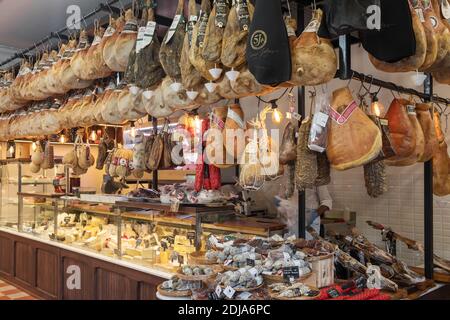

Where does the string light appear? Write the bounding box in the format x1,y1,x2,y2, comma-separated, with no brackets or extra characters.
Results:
271,102,283,124
59,134,66,143
370,93,385,118
90,130,97,141
8,144,14,155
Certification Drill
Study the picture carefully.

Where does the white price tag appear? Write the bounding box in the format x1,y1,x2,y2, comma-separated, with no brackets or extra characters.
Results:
416,8,425,22
215,285,222,297
313,112,329,127
166,14,182,44
407,105,416,115
224,259,233,266
366,265,382,289
223,286,236,299
283,252,290,262
189,15,198,23
137,22,156,53
248,267,258,277
237,291,252,300
345,235,353,243
92,35,101,46
292,112,302,121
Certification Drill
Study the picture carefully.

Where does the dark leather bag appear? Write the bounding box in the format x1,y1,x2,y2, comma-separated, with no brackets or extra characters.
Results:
246,0,291,85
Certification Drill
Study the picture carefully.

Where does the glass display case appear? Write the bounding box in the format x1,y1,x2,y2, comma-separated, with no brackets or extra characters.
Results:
0,159,66,232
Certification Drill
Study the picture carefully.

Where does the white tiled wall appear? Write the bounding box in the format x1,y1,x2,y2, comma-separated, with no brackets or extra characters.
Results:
240,45,450,266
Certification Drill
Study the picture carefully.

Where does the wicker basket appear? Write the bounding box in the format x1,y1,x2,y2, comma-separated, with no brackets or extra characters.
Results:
157,284,192,298
187,251,217,265
176,265,222,281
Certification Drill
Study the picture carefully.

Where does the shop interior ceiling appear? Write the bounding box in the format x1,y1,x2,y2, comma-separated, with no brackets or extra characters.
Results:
0,0,197,70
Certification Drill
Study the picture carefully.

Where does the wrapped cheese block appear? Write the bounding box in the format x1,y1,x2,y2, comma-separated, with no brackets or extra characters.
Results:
385,99,417,160
386,103,425,166
289,8,337,86
326,87,382,170
370,1,427,72
416,103,438,162
221,0,255,69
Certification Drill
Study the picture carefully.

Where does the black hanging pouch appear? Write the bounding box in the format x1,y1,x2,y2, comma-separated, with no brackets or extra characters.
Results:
246,0,291,85
360,0,415,63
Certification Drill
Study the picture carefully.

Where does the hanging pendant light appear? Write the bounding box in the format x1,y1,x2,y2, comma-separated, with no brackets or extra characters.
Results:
271,102,283,124
370,92,385,118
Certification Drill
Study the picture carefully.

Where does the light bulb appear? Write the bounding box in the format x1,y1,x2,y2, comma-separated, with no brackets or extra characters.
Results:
194,116,202,132
131,126,136,138
31,142,37,152
371,98,385,118
272,108,283,124
59,135,66,143
9,145,14,154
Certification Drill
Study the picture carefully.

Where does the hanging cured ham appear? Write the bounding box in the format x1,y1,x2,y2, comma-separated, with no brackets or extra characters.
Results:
202,0,230,63
246,0,291,85
189,0,216,81
221,0,255,69
103,15,126,71
385,102,425,166
289,9,337,86
113,9,138,71
369,1,427,72
431,0,450,83
159,0,186,83
326,87,382,170
415,103,438,162
384,99,417,160
83,22,113,80
70,30,91,80
180,0,203,90
433,111,450,196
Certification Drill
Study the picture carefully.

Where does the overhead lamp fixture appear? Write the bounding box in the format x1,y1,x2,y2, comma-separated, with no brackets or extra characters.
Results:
271,101,283,124
370,92,385,118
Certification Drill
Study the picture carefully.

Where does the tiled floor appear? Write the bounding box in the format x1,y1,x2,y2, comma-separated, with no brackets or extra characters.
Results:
0,279,37,300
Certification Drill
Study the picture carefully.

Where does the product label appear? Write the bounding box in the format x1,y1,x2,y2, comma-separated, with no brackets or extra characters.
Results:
136,26,146,53
416,8,426,22
283,266,300,282
227,108,245,128
442,0,450,19
246,259,255,267
215,0,230,28
248,267,258,277
122,19,138,33
187,15,198,46
166,14,183,44
304,18,320,33
407,104,417,115
329,101,358,125
196,11,210,48
313,112,329,127
223,286,236,298
236,0,250,31
215,285,222,297
137,21,156,53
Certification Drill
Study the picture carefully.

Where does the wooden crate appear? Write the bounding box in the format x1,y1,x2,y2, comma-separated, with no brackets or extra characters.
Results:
308,253,335,288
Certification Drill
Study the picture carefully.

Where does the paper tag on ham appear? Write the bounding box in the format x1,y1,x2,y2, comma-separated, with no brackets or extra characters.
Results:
329,101,358,125
166,14,182,44
285,21,296,37
187,16,198,46
196,12,210,47
313,112,329,127
227,108,245,128
216,0,229,28
103,26,115,38
138,21,156,53
407,104,416,115
122,19,138,33
304,18,320,33
416,8,426,22
92,35,102,46
136,26,146,53
236,0,250,31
